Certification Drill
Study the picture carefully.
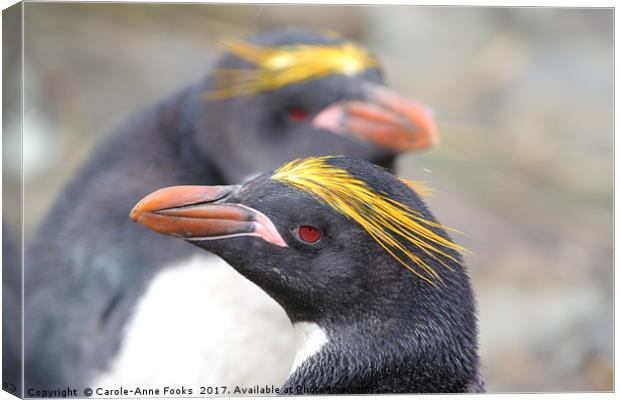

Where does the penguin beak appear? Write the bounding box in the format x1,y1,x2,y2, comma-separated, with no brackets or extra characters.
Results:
129,185,287,247
312,83,438,153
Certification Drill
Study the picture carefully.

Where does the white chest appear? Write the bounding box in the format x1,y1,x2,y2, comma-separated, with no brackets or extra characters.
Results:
93,255,295,388
289,322,329,377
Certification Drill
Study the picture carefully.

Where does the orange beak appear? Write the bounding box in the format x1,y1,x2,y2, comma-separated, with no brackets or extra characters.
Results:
313,83,438,153
130,185,287,247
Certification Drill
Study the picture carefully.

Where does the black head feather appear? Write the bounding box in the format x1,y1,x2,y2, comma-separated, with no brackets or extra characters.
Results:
168,156,483,393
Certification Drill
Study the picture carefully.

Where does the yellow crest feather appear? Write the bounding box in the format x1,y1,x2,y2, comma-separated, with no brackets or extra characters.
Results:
272,156,466,285
205,39,379,100
398,178,434,197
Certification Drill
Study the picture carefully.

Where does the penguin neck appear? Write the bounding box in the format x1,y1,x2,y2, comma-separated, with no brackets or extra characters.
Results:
283,296,480,393
287,322,329,377
168,85,227,185
283,315,419,394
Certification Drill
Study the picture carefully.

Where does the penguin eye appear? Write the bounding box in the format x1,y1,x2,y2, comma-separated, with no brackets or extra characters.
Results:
294,225,322,244
286,107,308,122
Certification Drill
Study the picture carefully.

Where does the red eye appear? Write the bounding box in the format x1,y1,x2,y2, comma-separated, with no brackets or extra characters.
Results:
287,107,308,122
296,225,322,243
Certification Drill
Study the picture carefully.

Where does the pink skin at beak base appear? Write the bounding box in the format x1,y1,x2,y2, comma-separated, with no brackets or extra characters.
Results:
130,185,287,248
312,85,439,153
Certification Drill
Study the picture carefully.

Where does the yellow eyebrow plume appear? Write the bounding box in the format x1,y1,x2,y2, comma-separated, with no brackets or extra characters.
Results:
205,39,379,100
399,178,434,197
272,156,466,285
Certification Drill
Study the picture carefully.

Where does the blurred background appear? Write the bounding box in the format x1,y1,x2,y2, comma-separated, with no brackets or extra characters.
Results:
5,3,612,392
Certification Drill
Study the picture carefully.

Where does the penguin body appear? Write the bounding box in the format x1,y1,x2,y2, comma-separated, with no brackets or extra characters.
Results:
24,28,437,390
131,156,483,393
94,255,293,387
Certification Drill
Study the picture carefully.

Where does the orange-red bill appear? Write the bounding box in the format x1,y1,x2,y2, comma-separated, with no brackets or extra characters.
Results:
312,83,438,153
130,185,287,247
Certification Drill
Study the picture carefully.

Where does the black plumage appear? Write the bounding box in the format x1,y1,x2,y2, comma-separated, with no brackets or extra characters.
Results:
23,28,435,391
131,156,484,394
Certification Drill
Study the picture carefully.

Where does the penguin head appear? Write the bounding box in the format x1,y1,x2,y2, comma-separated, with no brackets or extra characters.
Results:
130,156,470,324
192,28,438,183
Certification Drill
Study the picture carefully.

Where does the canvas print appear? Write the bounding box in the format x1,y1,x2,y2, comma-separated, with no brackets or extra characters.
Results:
2,3,613,397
